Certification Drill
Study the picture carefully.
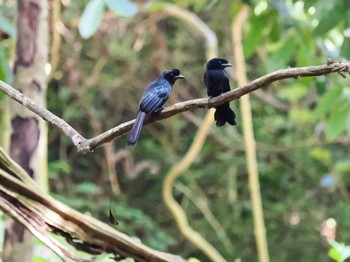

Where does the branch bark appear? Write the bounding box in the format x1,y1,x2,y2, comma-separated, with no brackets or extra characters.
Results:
0,147,185,262
0,61,349,153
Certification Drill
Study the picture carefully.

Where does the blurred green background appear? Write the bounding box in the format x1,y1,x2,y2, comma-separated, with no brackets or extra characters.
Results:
1,0,350,261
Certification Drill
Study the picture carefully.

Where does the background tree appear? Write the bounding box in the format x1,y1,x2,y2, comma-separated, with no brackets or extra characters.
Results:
2,0,48,261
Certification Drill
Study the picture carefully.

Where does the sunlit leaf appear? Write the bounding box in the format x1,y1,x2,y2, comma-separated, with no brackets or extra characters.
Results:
310,147,332,165
290,108,312,123
328,241,350,262
104,0,138,17
335,161,350,174
188,258,201,262
78,0,105,39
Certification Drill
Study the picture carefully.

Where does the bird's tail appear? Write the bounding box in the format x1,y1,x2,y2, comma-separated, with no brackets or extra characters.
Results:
214,103,236,127
127,112,146,146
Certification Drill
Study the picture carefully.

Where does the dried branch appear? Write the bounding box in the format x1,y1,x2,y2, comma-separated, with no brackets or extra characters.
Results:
0,147,185,262
1,61,349,153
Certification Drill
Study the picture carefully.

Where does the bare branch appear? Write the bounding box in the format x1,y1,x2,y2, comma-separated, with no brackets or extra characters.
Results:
1,61,350,153
0,80,87,148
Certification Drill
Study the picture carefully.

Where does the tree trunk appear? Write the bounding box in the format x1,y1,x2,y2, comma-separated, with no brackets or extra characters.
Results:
3,0,48,261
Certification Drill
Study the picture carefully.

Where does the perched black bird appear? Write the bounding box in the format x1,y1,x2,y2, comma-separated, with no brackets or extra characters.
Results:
127,69,185,146
204,58,236,127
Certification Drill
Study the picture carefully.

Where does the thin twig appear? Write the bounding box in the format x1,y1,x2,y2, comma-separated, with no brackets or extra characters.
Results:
1,61,349,153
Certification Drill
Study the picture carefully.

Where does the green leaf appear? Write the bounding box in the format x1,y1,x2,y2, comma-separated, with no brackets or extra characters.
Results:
78,0,105,39
267,35,296,71
277,84,308,102
329,247,342,262
340,38,350,58
243,13,268,59
104,0,138,17
0,45,12,84
0,15,15,37
76,182,101,195
325,99,350,140
314,1,346,36
48,160,71,179
313,86,343,120
310,147,332,165
289,108,313,123
335,161,350,174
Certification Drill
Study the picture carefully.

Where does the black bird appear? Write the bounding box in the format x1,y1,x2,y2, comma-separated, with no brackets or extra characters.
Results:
204,58,236,127
127,69,185,146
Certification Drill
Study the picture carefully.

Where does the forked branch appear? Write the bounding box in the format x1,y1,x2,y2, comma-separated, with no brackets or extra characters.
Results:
0,60,349,153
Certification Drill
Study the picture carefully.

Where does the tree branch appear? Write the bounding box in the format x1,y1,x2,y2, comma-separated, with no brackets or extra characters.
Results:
0,80,87,147
1,61,349,153
0,147,185,262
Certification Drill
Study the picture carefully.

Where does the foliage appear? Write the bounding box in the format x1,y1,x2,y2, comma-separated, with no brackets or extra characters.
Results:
1,0,350,261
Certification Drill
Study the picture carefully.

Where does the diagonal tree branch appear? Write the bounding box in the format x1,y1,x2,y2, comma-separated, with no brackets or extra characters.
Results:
0,60,349,153
0,80,87,147
0,147,185,262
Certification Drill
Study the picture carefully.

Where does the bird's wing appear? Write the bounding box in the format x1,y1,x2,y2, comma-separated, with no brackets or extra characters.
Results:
221,75,231,93
139,84,170,113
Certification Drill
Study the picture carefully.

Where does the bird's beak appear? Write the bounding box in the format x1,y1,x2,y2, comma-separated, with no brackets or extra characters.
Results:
175,75,185,79
222,63,232,68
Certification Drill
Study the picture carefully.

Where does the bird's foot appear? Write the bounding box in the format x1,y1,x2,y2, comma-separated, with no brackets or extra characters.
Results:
154,107,164,113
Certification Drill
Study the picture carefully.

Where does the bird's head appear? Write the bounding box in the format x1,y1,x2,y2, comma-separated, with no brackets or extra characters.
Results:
206,58,232,70
163,68,185,85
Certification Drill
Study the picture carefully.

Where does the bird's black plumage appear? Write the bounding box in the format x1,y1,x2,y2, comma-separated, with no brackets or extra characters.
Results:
127,69,185,146
204,58,236,127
